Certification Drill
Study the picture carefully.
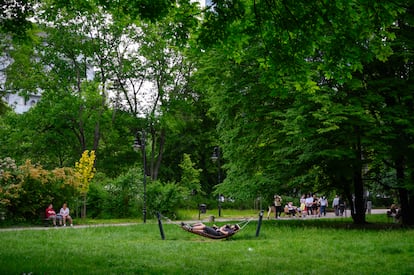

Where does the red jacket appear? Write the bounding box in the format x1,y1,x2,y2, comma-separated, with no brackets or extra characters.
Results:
45,207,56,218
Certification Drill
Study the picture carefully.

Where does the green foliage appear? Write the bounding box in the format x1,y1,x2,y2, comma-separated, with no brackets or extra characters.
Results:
178,153,202,195
84,174,110,218
4,33,44,95
0,0,34,37
2,0,413,226
100,169,141,218
0,158,79,222
191,0,414,224
0,0,214,206
146,180,186,218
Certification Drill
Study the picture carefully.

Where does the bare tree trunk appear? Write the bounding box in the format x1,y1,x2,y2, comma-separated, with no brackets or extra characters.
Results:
352,126,366,224
153,129,165,181
395,157,410,225
408,191,414,225
352,169,365,224
82,195,87,218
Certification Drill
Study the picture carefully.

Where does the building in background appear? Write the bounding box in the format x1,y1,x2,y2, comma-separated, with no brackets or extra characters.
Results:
1,54,40,114
195,0,213,8
3,92,41,114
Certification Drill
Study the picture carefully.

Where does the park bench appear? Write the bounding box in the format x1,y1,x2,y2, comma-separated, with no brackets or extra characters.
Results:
41,213,62,227
267,205,299,219
44,218,53,226
284,206,298,217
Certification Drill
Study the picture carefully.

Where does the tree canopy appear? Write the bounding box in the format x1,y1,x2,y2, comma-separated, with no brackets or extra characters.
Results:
192,0,414,224
1,0,414,225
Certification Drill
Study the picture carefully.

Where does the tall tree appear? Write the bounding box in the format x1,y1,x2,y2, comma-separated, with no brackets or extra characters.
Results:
108,0,200,180
192,0,403,224
361,1,414,225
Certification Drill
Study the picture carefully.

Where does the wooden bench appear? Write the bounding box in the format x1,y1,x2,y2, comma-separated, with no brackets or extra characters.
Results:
44,217,54,227
267,205,299,219
41,213,62,227
284,206,299,217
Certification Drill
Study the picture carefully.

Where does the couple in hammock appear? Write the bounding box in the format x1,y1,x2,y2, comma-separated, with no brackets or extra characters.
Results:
181,222,240,237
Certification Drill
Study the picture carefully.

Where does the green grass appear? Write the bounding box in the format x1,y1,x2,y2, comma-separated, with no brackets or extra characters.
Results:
0,214,413,274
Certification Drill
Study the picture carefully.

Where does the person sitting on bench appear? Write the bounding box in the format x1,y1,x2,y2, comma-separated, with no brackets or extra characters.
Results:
45,204,62,226
59,203,73,227
387,204,401,222
181,222,240,236
286,202,298,217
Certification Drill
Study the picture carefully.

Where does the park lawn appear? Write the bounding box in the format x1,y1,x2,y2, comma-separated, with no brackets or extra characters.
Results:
0,215,413,274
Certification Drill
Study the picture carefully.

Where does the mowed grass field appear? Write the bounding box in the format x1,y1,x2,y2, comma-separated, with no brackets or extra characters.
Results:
0,213,413,274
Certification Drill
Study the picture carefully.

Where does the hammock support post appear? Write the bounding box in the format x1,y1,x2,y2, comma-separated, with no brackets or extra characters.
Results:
157,212,165,240
256,210,264,237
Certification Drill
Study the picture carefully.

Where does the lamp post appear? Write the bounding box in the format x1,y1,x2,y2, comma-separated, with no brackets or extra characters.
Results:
211,146,222,217
133,130,147,224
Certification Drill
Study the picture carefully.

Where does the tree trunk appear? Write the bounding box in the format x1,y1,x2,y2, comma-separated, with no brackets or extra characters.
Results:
352,127,365,224
352,169,366,224
398,188,410,225
153,129,165,181
81,195,87,218
407,190,414,225
395,157,411,225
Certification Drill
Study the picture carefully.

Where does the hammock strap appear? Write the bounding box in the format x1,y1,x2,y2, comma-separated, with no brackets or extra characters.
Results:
237,218,253,230
157,213,173,223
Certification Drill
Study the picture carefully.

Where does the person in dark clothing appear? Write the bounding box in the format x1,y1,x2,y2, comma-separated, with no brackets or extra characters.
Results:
181,222,240,236
339,196,346,216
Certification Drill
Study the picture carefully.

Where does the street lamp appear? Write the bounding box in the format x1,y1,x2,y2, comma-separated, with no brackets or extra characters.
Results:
133,130,147,224
211,146,222,217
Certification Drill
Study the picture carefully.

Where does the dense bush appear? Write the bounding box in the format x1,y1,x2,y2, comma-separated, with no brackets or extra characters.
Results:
83,169,142,218
0,158,79,222
146,181,186,219
85,179,111,218
1,159,256,223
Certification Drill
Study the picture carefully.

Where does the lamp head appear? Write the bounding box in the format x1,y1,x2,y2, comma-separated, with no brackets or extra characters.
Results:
133,138,141,151
211,146,219,162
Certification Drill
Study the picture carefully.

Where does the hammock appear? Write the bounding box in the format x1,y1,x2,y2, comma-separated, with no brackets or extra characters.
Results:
180,219,252,240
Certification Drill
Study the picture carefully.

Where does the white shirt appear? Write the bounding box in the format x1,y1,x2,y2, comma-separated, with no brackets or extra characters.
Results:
305,197,313,207
60,207,70,217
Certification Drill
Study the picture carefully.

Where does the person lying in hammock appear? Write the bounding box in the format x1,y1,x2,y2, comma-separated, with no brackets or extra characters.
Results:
181,222,240,236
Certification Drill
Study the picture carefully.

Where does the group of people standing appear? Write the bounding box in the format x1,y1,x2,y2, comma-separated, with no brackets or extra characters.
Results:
270,193,346,219
45,203,73,227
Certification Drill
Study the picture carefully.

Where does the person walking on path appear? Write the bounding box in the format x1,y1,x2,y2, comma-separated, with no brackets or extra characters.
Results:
319,196,328,217
306,194,314,216
274,195,283,219
332,195,340,216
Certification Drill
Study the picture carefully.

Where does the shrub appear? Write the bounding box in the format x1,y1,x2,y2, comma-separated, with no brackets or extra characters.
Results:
99,169,142,218
0,159,80,222
146,180,186,219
